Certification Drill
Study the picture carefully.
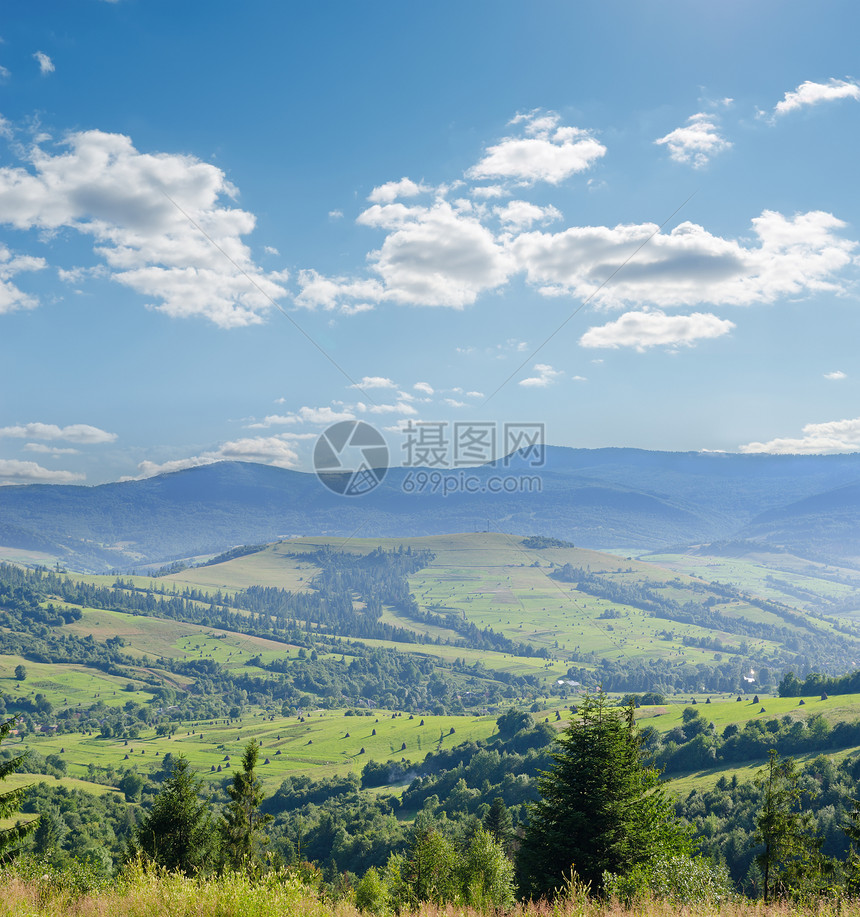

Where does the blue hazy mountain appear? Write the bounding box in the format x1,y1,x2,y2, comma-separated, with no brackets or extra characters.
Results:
1,447,859,570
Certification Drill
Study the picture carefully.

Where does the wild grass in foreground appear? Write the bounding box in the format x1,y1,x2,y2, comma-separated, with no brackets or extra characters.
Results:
2,867,860,917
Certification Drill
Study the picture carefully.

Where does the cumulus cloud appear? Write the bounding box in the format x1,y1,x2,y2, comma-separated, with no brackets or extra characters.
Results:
0,130,287,327
773,78,860,116
24,444,80,455
0,422,116,443
0,244,46,313
655,112,731,168
0,459,83,484
413,381,434,395
33,51,54,74
511,210,857,309
467,110,605,185
367,177,431,203
350,376,396,390
519,363,562,387
248,406,358,428
127,435,300,480
579,309,735,351
740,417,860,454
301,200,511,310
495,200,562,229
824,370,847,380
294,269,383,311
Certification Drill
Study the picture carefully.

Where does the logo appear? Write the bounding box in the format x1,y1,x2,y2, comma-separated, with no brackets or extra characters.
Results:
314,420,389,496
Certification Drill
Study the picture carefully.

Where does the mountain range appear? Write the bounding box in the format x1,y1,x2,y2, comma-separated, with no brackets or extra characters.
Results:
1,447,860,571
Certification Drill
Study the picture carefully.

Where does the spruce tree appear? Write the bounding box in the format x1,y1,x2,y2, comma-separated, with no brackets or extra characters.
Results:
220,740,272,872
483,796,514,854
755,749,823,902
0,716,36,862
517,690,689,898
133,756,216,875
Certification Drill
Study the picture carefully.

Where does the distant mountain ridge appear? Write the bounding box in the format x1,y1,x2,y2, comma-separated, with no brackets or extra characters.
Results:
1,447,860,571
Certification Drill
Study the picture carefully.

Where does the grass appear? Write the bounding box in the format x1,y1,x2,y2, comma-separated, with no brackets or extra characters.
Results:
6,707,500,790
1,868,860,917
159,533,811,675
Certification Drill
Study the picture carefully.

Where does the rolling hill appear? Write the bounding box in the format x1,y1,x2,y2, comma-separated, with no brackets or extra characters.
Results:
1,448,860,571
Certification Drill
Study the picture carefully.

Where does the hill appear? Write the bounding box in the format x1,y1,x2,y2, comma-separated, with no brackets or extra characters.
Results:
3,448,860,571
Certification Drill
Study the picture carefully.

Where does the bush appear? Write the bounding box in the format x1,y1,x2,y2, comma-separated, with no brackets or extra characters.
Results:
603,853,735,905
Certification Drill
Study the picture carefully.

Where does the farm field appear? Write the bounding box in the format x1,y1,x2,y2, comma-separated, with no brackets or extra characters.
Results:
643,550,860,616
153,533,840,677
4,707,500,790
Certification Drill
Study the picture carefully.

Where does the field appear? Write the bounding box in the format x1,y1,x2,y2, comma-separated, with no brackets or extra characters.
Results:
147,533,849,676
3,692,499,789
7,532,860,801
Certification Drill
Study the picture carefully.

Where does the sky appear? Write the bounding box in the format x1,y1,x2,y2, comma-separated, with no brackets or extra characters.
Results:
1,0,860,486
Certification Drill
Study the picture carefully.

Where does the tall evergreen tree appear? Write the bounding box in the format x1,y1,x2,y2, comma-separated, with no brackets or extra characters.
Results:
0,716,36,862
755,749,823,902
483,796,514,854
517,690,689,898
132,756,216,875
220,740,272,872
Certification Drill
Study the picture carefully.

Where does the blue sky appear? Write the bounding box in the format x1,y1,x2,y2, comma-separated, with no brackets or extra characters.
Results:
1,0,860,485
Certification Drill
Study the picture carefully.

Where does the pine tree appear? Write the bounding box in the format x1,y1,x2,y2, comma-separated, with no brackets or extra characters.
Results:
220,740,272,872
0,716,37,862
517,690,689,898
483,796,514,854
132,756,216,875
755,749,822,902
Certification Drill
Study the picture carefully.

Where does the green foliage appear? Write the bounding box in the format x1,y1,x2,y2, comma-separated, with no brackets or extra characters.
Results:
363,823,515,912
604,853,735,904
461,827,516,909
517,690,690,898
483,796,514,853
220,740,273,873
0,715,36,862
132,755,217,875
755,750,824,902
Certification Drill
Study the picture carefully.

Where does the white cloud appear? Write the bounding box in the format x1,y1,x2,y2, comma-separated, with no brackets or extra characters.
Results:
263,245,279,256
33,51,54,74
304,200,512,310
824,370,847,380
248,406,357,428
0,130,287,327
470,185,508,199
495,200,562,229
0,66,9,81
363,401,418,415
328,209,343,219
367,177,431,203
444,398,466,408
519,363,562,387
127,435,301,480
740,417,860,454
510,210,857,309
294,269,383,311
350,376,396,390
0,459,83,484
655,112,731,168
0,244,46,313
413,382,434,395
467,110,605,186
0,422,116,443
23,443,80,455
579,309,735,351
774,78,860,116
